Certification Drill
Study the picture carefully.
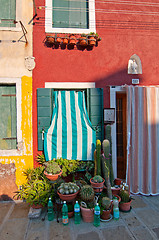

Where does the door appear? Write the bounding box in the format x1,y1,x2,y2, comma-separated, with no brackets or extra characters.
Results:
116,93,127,179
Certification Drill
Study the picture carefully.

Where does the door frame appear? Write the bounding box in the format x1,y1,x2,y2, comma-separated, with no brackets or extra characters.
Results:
110,86,126,179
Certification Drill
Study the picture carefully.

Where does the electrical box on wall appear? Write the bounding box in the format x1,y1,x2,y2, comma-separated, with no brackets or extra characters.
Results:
132,79,139,84
104,108,115,124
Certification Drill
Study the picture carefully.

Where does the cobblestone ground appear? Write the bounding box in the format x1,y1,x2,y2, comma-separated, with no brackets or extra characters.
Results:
0,195,159,240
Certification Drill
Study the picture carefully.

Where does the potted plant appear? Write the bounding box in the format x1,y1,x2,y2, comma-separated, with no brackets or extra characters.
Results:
67,203,74,218
79,34,87,46
88,32,96,46
63,35,68,45
119,188,132,212
69,34,76,45
44,161,62,181
80,185,95,222
100,197,112,220
14,178,52,208
57,182,80,201
90,175,105,193
46,35,55,44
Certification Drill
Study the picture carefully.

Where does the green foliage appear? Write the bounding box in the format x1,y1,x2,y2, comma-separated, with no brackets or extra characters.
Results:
14,179,53,207
80,185,95,203
120,189,130,203
55,158,80,177
23,166,46,182
35,153,46,165
44,161,61,174
92,175,103,183
77,161,94,172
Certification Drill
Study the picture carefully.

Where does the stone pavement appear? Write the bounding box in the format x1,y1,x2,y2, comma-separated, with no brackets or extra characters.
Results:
1,194,159,240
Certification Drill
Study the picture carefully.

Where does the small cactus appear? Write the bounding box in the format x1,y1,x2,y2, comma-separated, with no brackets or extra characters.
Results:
92,175,103,183
44,161,61,174
120,189,130,203
80,185,95,202
102,197,111,210
96,139,101,175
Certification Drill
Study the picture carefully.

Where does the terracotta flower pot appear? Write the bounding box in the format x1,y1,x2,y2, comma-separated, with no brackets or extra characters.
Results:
56,37,62,44
111,186,121,195
63,38,68,45
114,178,122,186
79,37,87,46
88,36,96,46
31,203,43,209
46,36,55,44
44,170,62,181
90,178,105,193
69,35,76,45
119,199,132,212
57,190,79,201
80,206,94,222
68,211,74,218
101,208,112,220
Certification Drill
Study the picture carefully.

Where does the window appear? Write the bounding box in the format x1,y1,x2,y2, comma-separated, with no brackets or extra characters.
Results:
45,0,96,34
0,0,21,30
0,78,22,156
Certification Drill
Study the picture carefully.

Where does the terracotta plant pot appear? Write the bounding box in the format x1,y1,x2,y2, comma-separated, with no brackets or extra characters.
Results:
101,208,112,220
44,170,62,181
119,199,132,212
88,36,96,46
69,35,76,45
80,206,94,222
56,37,62,44
111,186,121,195
68,211,74,218
90,178,105,193
114,178,122,186
31,203,43,209
46,36,55,44
79,37,87,46
63,38,68,45
57,190,79,201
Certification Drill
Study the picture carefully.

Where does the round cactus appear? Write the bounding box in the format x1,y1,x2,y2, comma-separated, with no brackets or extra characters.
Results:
92,175,103,183
58,182,79,195
80,185,95,202
120,189,130,203
101,197,111,210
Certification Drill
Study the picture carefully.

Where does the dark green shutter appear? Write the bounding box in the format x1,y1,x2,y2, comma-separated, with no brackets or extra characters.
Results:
87,88,104,142
52,0,88,29
0,85,17,150
37,88,54,151
0,0,16,27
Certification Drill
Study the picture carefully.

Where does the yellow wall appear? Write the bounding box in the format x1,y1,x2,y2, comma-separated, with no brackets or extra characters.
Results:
0,76,33,187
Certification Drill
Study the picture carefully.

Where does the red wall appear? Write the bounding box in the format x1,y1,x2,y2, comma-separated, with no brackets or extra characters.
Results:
33,0,159,162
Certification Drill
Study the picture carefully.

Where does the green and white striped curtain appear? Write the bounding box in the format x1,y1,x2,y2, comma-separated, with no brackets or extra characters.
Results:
44,91,96,161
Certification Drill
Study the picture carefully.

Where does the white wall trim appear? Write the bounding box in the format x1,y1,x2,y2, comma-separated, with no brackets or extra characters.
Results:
0,78,22,156
45,82,95,89
110,85,126,178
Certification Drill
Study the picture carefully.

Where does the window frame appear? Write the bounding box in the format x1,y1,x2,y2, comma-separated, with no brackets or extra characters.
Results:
45,0,96,34
0,0,22,31
0,78,22,156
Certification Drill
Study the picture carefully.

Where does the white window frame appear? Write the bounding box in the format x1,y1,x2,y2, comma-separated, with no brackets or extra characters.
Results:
45,0,96,34
0,78,22,156
0,0,22,32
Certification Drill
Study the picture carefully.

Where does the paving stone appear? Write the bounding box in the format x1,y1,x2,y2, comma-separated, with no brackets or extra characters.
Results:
49,221,71,240
29,218,46,232
131,226,155,240
131,195,147,208
135,207,159,227
152,227,159,238
25,231,45,240
9,202,30,219
143,196,159,210
76,231,100,240
0,202,13,224
0,218,28,240
102,226,133,240
123,216,141,228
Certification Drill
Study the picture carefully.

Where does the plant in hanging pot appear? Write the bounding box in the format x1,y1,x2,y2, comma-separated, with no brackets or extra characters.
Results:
79,185,95,222
90,175,105,193
88,32,96,46
57,182,80,201
44,161,62,181
79,34,87,46
100,196,112,220
62,35,69,45
46,35,55,44
119,188,132,212
69,34,76,45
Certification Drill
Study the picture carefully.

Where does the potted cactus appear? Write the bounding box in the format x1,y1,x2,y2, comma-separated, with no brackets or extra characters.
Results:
80,185,95,222
119,188,132,212
90,175,105,193
100,197,112,220
44,161,62,181
79,34,87,46
57,182,80,201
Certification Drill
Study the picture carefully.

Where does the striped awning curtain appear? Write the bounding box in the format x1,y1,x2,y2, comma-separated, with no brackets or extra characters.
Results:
126,85,159,195
44,91,96,161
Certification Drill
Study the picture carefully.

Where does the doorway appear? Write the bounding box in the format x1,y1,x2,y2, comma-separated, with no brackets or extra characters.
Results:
116,93,127,179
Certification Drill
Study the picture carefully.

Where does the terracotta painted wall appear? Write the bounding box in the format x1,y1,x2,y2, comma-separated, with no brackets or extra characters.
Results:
33,0,159,160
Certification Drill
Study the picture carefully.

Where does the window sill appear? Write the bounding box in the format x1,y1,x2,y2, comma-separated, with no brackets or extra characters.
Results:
0,149,22,156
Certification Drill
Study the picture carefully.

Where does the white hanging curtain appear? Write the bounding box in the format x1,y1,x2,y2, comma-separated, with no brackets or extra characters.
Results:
126,85,159,195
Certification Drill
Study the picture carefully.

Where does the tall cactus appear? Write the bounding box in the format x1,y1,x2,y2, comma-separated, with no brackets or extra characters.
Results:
96,139,101,176
101,139,112,199
105,125,114,186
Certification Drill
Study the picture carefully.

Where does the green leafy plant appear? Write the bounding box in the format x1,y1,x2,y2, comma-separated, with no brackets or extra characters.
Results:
23,166,46,182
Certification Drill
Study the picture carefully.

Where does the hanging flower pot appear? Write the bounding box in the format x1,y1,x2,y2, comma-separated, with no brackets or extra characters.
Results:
56,36,62,44
46,35,55,44
79,34,87,46
69,35,76,45
88,35,96,46
63,38,68,45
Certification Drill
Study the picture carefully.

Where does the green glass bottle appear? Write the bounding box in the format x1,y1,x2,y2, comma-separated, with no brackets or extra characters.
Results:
48,197,54,221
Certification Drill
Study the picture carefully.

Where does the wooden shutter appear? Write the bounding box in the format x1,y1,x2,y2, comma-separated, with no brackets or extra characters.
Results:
87,88,104,142
37,88,54,151
52,0,88,29
0,85,17,150
0,0,16,27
